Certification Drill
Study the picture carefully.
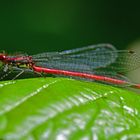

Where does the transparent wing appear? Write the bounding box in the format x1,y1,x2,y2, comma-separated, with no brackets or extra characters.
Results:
32,44,118,72
32,43,140,74
100,50,140,74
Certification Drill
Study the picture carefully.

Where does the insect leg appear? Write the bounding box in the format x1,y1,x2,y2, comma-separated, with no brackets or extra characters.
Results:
11,67,25,80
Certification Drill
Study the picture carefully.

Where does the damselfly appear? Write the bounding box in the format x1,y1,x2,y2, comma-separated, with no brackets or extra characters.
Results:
0,44,140,89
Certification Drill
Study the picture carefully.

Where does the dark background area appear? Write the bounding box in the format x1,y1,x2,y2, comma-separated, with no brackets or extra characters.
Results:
0,0,140,54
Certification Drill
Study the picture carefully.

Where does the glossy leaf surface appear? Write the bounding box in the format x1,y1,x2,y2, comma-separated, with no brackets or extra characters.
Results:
0,78,140,140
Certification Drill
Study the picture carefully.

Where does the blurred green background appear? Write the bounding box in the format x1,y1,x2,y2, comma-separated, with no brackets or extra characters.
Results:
0,0,140,54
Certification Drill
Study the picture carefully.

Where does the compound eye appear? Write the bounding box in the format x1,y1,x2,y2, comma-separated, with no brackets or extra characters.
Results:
0,54,6,60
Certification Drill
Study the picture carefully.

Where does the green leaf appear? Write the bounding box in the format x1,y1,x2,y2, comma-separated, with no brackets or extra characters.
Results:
0,78,140,140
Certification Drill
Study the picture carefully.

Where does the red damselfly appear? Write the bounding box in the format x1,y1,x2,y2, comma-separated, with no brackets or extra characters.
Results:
0,44,140,89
